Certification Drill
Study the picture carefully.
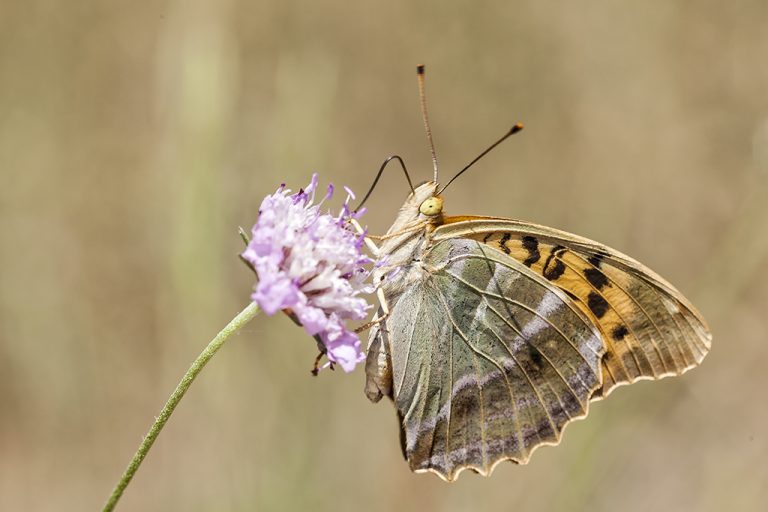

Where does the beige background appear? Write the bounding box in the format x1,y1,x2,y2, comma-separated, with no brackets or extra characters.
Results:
2,1,767,510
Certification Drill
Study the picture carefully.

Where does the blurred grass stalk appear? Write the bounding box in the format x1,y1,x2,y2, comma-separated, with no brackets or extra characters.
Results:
104,2,244,510
155,0,238,339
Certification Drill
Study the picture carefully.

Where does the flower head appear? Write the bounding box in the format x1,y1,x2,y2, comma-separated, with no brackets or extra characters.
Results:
242,174,374,372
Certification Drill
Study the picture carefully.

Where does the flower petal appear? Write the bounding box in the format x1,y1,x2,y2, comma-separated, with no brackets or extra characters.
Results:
242,174,376,372
253,276,300,315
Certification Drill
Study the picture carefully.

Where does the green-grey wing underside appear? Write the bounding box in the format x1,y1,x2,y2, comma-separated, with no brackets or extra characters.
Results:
369,238,606,481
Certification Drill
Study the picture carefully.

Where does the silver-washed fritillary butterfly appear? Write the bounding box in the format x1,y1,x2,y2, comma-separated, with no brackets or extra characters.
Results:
357,66,711,481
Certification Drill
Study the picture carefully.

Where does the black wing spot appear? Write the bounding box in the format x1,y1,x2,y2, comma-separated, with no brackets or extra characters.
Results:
542,246,567,281
521,235,541,266
499,233,511,254
528,345,544,371
584,267,610,290
612,324,629,341
587,291,610,319
588,252,607,268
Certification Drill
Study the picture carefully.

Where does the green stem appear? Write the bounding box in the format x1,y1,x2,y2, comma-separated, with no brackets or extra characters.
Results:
102,301,260,512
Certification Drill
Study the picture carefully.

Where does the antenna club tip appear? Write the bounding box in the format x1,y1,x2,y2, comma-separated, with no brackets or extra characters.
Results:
416,64,425,75
511,122,524,133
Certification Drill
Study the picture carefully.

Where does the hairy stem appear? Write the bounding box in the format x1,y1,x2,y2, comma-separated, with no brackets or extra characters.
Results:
102,301,260,512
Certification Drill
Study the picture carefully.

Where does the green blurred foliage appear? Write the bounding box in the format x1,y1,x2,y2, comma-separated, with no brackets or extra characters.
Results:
1,1,767,510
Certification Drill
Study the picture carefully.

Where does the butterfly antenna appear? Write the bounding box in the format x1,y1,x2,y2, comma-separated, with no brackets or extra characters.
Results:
437,123,524,195
417,65,439,182
354,155,416,212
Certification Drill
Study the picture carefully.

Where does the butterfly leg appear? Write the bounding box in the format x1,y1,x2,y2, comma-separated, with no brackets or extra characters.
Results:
310,348,336,376
365,221,426,242
309,334,337,375
354,306,390,333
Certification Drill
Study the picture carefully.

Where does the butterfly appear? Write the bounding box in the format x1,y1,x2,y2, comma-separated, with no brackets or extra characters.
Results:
357,66,712,481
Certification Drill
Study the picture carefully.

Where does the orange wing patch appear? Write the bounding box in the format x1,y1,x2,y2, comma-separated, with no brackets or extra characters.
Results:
469,232,706,397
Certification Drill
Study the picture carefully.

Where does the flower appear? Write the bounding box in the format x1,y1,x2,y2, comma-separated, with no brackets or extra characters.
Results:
242,174,374,372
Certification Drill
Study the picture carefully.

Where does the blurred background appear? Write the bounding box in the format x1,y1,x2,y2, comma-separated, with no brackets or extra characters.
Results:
2,1,767,510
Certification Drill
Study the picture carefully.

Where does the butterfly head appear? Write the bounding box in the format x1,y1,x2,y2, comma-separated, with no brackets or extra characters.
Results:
407,181,444,219
384,181,444,236
419,196,443,216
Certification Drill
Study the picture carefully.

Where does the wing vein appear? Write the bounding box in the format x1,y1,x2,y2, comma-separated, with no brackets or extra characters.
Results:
396,291,422,397
484,300,587,410
432,285,558,447
566,251,672,375
445,269,601,363
431,288,492,469
442,252,604,357
556,253,652,376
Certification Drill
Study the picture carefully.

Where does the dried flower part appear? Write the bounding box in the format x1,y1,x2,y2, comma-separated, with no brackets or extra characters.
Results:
242,174,374,372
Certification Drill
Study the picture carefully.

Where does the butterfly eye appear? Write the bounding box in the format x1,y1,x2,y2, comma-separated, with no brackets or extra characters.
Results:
419,196,443,216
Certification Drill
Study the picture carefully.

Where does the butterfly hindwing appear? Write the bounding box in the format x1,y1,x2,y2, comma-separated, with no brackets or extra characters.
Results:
437,217,712,398
375,237,605,480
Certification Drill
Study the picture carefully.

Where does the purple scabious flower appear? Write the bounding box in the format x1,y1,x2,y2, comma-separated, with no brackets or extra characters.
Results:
242,174,374,372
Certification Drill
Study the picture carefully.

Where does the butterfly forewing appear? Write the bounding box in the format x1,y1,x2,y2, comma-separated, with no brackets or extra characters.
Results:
436,218,712,398
376,238,605,480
